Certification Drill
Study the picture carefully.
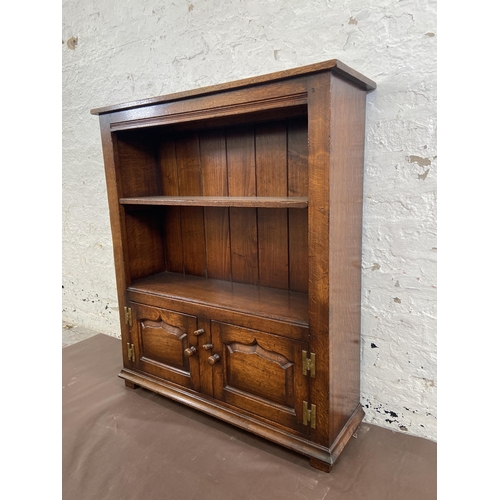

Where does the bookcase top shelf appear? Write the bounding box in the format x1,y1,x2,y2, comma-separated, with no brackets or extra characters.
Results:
119,196,308,208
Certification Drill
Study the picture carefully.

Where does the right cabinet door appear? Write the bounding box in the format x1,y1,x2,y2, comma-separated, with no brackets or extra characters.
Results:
211,321,309,434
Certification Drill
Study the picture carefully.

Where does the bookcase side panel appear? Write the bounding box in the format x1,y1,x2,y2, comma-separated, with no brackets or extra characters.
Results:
328,76,367,443
98,114,134,365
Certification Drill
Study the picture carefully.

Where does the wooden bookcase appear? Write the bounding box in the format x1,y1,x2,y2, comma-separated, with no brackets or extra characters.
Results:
91,60,376,472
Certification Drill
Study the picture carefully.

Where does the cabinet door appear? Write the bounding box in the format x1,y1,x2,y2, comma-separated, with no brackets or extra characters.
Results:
129,303,200,392
211,321,309,434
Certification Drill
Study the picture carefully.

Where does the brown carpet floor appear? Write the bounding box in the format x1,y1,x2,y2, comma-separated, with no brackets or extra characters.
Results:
62,334,436,500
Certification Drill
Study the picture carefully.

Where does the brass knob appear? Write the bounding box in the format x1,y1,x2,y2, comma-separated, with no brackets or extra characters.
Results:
184,346,197,357
193,329,205,336
202,343,213,351
207,354,220,365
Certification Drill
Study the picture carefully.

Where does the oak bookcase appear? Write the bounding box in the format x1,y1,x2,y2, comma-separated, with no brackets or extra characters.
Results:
91,60,376,472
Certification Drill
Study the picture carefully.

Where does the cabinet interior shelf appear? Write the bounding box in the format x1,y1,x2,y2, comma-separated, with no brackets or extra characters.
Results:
128,272,309,327
119,196,308,208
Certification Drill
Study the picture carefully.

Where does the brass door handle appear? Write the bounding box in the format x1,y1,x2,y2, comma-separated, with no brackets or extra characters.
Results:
202,344,213,351
193,329,205,336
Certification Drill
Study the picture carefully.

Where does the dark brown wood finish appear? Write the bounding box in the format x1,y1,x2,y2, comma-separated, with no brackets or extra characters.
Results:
127,288,309,342
307,72,334,448
94,60,375,472
128,272,308,329
256,122,289,290
176,133,206,277
158,138,184,273
129,303,200,391
91,59,375,115
99,115,135,368
328,76,367,442
121,120,309,290
115,133,159,198
200,130,231,281
287,116,309,293
123,209,165,281
212,321,309,434
226,125,259,286
104,79,309,132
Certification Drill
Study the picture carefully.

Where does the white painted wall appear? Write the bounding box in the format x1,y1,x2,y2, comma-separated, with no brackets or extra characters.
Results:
62,0,437,440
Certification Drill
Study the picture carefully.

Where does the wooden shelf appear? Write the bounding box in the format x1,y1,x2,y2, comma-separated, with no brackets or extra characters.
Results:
119,196,308,208
127,272,309,327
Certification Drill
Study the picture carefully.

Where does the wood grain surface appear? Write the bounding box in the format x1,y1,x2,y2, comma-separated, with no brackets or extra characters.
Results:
91,59,376,115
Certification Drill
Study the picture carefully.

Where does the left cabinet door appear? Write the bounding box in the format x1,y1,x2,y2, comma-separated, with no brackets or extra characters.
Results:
128,302,201,392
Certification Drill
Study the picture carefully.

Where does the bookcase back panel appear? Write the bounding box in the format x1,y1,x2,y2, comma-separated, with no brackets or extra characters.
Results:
159,206,307,291
155,117,307,196
120,116,308,291
115,116,308,198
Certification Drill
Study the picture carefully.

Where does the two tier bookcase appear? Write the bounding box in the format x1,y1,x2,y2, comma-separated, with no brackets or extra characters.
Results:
91,60,376,471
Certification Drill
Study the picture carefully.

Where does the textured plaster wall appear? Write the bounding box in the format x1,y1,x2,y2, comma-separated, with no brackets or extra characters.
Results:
62,0,437,440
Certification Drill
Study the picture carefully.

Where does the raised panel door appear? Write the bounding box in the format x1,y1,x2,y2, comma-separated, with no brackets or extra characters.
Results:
211,321,309,434
129,302,201,391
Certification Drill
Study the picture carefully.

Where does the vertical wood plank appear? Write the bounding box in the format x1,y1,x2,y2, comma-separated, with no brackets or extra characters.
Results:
176,132,203,195
255,122,288,289
176,133,206,276
159,139,179,195
287,117,309,196
180,206,206,276
307,72,333,448
204,207,231,280
159,138,183,273
287,117,309,292
288,209,308,292
227,125,256,196
200,130,228,196
197,317,214,397
257,208,289,289
164,207,184,273
255,122,288,196
99,116,133,366
200,130,231,280
227,208,258,284
211,321,224,400
227,126,258,285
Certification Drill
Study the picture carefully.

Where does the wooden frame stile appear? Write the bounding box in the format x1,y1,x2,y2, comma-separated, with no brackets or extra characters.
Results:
306,72,335,462
91,60,376,472
98,113,135,378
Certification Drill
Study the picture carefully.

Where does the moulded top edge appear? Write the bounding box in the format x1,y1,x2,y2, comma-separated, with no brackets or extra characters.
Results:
90,59,376,116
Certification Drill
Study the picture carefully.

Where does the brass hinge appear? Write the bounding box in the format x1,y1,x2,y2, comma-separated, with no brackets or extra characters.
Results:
302,350,316,378
124,307,132,327
127,343,135,362
302,401,317,429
